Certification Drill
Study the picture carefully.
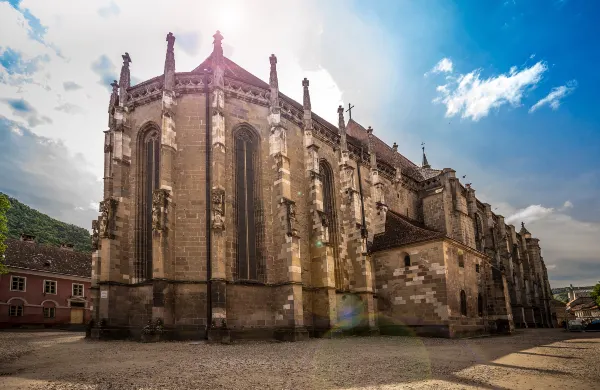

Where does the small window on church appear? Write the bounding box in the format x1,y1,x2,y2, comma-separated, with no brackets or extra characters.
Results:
475,263,480,273
478,293,483,317
404,255,411,267
460,290,467,316
458,251,465,268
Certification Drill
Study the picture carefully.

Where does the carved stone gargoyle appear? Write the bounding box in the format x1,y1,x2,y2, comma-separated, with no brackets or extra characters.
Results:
99,198,117,239
211,188,225,230
91,220,99,250
152,189,169,232
282,198,300,238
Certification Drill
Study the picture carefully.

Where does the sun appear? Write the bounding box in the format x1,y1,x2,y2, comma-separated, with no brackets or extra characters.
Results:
217,2,244,33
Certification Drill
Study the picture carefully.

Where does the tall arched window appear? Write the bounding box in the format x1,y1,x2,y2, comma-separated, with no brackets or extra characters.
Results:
320,160,341,289
474,214,483,251
460,290,467,316
477,293,483,317
234,127,262,280
136,126,160,281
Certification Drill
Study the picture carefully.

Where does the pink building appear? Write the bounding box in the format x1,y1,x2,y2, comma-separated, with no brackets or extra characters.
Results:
0,235,91,329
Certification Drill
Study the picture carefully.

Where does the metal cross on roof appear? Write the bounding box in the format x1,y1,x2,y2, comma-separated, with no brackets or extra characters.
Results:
346,103,355,120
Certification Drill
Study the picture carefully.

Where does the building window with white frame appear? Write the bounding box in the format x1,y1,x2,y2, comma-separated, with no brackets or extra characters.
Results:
10,276,26,291
43,307,56,318
9,305,24,316
72,283,84,297
44,280,57,294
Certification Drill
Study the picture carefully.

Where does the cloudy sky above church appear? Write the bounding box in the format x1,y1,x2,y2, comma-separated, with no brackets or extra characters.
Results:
0,0,598,287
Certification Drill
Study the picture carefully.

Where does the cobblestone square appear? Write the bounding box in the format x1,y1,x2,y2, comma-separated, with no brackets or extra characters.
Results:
1,329,599,389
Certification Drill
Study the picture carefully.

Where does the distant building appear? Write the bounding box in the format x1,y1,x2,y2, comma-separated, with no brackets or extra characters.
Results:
0,235,92,328
567,296,600,322
567,284,593,301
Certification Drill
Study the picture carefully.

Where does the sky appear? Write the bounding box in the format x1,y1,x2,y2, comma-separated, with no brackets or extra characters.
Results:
0,0,598,288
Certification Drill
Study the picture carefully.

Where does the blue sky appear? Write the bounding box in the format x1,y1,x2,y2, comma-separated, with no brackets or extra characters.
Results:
0,0,598,287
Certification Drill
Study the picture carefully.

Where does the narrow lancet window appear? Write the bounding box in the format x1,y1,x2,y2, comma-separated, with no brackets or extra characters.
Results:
137,127,160,281
320,160,341,289
235,128,261,280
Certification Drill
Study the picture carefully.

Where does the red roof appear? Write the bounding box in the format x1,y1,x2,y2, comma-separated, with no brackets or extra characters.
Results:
4,238,91,278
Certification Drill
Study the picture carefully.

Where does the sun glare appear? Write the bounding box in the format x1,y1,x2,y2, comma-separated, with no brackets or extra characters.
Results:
218,3,244,32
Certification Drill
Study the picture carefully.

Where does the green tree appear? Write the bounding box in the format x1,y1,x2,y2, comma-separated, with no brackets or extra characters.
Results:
591,283,600,307
0,194,10,274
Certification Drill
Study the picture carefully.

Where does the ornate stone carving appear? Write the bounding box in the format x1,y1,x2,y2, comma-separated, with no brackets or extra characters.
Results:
99,198,117,239
152,189,169,231
211,188,225,230
283,198,299,238
91,220,99,250
318,211,330,244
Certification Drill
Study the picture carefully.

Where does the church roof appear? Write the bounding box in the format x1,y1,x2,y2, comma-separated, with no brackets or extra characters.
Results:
189,36,441,183
346,120,442,181
370,210,445,253
4,238,92,278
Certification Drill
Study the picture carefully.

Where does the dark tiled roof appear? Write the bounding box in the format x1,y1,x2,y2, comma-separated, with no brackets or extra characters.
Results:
567,296,598,312
193,54,270,90
371,210,445,253
4,239,91,278
192,53,442,183
345,120,442,182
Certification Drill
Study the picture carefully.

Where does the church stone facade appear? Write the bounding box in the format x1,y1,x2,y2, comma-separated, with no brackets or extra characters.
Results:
89,31,555,341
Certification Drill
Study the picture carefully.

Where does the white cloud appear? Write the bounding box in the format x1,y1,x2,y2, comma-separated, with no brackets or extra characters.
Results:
560,200,574,211
529,80,577,113
0,0,394,228
433,61,547,121
505,204,555,225
425,57,453,76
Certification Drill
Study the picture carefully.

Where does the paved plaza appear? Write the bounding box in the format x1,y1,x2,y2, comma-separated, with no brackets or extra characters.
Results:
1,329,599,389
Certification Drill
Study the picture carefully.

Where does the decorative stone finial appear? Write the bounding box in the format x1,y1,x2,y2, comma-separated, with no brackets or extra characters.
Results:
367,126,373,136
337,105,345,129
122,52,131,66
109,80,119,115
302,78,311,111
421,142,430,169
166,32,175,50
392,142,398,152
212,30,224,57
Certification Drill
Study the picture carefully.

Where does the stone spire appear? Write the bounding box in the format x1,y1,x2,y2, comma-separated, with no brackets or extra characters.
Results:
212,31,224,89
338,105,347,151
520,222,531,238
302,78,311,111
302,78,312,131
109,80,119,113
367,126,376,168
108,80,119,127
118,52,131,106
269,54,279,108
421,143,430,169
164,32,176,92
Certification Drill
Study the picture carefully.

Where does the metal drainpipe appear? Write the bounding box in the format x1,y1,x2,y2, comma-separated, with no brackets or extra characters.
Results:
357,147,367,239
204,69,212,339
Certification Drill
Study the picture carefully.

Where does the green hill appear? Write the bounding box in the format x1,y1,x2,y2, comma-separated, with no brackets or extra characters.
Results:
1,193,91,253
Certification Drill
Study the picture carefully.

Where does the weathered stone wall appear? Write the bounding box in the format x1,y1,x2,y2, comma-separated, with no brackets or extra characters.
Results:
373,241,449,336
443,241,487,337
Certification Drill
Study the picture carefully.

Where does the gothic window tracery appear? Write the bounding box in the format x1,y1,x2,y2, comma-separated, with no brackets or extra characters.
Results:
136,126,160,281
320,160,342,290
234,127,262,281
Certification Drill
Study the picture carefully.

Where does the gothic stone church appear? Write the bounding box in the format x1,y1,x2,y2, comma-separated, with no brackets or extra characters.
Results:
89,31,555,341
